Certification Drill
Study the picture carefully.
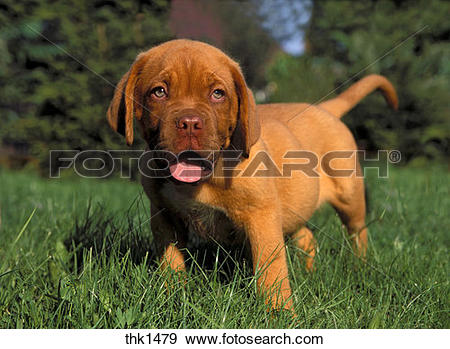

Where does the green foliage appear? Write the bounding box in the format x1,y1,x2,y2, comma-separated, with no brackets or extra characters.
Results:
267,0,449,162
0,167,448,327
0,0,172,169
213,1,278,89
266,53,340,103
1,0,448,169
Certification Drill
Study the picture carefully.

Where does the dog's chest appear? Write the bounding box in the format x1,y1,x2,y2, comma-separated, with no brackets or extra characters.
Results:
161,184,241,244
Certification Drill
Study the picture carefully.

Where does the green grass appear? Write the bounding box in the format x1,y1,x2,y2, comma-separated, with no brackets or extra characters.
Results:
0,166,448,328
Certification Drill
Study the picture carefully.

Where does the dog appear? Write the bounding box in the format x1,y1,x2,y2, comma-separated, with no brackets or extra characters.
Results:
107,39,398,311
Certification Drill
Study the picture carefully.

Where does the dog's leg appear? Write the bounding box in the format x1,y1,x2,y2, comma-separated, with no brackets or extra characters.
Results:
292,226,316,271
330,177,368,257
158,240,186,273
151,206,186,273
245,220,293,311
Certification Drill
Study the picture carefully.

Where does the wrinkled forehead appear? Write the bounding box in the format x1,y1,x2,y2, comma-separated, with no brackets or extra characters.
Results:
142,44,235,88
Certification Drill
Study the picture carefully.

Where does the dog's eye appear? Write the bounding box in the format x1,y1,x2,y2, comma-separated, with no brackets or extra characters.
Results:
211,89,225,100
151,86,167,99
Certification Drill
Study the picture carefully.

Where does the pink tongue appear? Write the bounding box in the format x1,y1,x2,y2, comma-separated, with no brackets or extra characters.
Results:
169,161,202,183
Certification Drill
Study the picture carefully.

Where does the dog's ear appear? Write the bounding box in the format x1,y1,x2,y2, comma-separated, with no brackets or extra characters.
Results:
229,63,261,158
107,54,147,146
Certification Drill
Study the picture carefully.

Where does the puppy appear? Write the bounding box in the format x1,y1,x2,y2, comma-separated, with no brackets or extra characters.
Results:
107,39,398,311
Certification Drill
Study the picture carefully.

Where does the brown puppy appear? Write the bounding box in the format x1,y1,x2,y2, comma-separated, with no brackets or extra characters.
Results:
107,39,398,311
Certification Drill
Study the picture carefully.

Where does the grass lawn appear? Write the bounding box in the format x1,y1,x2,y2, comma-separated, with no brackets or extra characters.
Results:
0,166,448,328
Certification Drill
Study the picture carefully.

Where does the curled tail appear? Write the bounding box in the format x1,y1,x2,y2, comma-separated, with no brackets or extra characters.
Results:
319,74,398,118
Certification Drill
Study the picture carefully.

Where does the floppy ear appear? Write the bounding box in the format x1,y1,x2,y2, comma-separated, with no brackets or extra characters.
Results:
229,64,261,158
107,55,147,146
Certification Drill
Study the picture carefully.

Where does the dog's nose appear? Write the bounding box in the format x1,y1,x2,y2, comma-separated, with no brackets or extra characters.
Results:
176,116,204,135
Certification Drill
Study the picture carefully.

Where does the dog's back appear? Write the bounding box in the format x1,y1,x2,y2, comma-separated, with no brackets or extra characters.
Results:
256,74,398,212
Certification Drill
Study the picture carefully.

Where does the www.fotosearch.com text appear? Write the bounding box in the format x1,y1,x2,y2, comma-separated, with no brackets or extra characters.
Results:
124,331,324,345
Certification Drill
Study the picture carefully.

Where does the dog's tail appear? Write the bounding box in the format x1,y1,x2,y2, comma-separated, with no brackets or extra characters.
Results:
319,74,398,118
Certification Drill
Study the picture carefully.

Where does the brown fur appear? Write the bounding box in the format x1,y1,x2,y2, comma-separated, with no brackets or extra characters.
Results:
107,39,398,312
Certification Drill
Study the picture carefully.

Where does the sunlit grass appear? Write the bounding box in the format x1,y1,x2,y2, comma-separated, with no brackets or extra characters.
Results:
0,166,448,328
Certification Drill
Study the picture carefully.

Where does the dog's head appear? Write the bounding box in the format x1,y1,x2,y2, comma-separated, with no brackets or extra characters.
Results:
107,39,260,183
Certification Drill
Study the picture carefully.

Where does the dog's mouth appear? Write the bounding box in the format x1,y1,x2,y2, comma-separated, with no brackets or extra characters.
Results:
168,150,214,184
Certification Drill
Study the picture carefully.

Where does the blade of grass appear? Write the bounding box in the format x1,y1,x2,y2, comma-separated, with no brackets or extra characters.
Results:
12,208,37,246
